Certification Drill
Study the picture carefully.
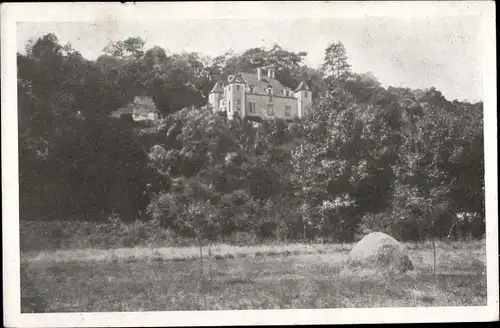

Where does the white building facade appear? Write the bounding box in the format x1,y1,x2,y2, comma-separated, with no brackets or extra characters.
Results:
208,67,312,121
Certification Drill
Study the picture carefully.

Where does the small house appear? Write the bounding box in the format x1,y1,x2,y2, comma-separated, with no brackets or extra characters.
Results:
111,96,160,122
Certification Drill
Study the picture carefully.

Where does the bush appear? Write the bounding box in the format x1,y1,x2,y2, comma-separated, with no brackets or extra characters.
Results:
226,231,258,246
20,216,180,251
358,210,423,242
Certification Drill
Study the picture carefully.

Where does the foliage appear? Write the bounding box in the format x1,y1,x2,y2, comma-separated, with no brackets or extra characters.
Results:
322,42,351,81
18,34,485,243
18,34,166,221
19,217,180,251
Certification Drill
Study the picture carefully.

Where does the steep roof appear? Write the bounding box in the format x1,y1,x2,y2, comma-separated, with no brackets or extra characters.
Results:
240,72,288,96
111,96,159,117
209,81,224,94
129,96,159,114
294,81,311,92
110,106,132,117
133,96,158,112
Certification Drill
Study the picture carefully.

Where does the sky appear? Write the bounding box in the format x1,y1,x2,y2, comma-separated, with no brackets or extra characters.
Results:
17,16,484,102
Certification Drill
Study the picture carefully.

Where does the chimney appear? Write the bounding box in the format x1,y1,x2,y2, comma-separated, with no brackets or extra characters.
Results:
257,67,262,80
268,68,275,79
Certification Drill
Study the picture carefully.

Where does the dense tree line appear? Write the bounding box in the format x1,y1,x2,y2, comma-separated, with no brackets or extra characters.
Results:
18,34,484,242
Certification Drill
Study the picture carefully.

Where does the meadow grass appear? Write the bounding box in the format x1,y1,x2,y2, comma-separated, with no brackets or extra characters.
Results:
21,240,486,312
21,243,353,264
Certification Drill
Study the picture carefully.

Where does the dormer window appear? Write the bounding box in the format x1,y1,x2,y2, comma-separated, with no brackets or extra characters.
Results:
266,86,273,96
248,85,255,93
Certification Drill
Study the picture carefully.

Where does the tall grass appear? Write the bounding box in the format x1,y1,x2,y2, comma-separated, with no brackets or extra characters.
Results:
21,241,487,312
20,219,183,251
21,243,354,264
21,218,487,253
21,218,348,252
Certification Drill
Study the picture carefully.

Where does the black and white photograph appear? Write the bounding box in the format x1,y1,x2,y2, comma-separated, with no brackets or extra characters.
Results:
2,2,498,326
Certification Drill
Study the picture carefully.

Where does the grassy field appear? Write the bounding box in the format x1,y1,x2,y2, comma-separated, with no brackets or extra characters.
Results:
21,241,486,312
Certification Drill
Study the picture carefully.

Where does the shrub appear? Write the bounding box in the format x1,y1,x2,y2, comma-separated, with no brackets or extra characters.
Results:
358,209,423,242
227,231,258,246
20,215,181,251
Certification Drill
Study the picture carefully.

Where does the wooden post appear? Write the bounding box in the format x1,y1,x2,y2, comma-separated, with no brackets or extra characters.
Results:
303,219,307,244
208,242,212,294
432,236,436,276
431,216,437,276
199,241,203,278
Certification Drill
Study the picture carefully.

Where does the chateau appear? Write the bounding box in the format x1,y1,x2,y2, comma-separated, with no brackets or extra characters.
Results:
208,67,312,120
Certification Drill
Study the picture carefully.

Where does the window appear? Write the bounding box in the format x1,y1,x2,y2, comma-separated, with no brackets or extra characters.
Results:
249,102,256,113
304,91,308,98
266,87,273,96
267,104,274,116
237,85,240,91
228,101,231,112
236,100,241,111
249,85,255,93
285,106,291,117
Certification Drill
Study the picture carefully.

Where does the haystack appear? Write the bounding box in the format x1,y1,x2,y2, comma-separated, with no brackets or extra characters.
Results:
346,232,414,275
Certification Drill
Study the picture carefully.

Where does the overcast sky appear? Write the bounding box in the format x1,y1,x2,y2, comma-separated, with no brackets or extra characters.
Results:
17,16,483,102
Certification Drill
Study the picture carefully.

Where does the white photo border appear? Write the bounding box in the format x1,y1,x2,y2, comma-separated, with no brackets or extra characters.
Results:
2,2,498,326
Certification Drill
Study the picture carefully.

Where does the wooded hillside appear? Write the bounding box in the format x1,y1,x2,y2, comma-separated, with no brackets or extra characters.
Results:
18,34,485,243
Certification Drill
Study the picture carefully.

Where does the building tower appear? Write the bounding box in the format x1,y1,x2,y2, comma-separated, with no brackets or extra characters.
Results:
208,82,223,112
294,81,312,118
267,64,276,79
225,73,246,120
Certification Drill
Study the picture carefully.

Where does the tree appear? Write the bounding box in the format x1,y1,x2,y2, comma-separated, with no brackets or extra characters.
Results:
103,37,146,61
18,34,160,221
318,195,356,242
140,51,208,115
342,72,386,105
144,45,169,70
322,42,351,81
214,45,313,92
18,33,485,246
